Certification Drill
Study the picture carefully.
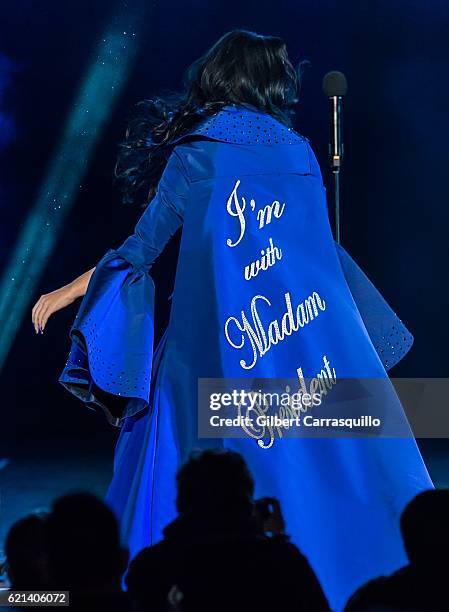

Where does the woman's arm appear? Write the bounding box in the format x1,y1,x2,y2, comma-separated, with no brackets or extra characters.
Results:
32,148,187,336
59,149,190,419
32,267,95,334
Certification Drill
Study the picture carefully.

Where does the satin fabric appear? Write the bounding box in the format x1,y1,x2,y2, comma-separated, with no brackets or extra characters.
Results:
60,106,432,610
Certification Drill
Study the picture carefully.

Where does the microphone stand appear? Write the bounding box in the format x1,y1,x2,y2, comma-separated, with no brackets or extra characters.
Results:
330,95,343,245
334,170,341,244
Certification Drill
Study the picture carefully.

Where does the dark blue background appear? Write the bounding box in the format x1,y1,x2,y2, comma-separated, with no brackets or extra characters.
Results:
1,0,448,442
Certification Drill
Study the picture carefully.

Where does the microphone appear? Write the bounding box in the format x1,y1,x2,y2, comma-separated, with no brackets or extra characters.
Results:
322,71,348,244
322,71,347,171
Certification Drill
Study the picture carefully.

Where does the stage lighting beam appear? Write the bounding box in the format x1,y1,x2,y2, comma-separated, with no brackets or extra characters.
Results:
0,9,144,370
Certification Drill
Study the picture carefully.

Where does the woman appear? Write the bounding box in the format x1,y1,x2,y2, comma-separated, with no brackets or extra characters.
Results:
32,31,432,610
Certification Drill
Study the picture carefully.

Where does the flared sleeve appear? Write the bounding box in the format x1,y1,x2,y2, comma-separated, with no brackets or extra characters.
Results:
336,243,413,371
59,150,189,425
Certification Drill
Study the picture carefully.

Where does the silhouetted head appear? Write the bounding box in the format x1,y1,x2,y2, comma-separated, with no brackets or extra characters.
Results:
46,492,128,590
400,489,449,567
5,513,49,589
117,29,303,204
176,449,255,519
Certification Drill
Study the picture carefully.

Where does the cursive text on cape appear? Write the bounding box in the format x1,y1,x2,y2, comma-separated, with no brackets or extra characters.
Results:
224,290,326,370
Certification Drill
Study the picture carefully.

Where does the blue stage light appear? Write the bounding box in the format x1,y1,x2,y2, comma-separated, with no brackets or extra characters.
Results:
0,10,144,370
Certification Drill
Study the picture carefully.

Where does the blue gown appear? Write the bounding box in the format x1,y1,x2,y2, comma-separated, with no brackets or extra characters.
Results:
60,106,432,611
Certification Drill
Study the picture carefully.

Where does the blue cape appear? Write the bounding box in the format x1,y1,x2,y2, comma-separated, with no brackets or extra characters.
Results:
60,106,431,610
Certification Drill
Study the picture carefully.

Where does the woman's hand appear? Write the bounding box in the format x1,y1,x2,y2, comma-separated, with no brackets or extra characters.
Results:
31,267,95,334
32,285,76,334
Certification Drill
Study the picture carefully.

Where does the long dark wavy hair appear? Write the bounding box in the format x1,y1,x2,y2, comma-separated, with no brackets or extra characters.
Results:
116,30,301,205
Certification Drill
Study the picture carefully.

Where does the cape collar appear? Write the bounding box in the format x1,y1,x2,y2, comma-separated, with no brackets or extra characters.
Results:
174,105,305,146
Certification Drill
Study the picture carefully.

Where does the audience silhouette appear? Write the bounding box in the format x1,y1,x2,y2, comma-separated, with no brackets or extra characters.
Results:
126,448,329,611
5,513,49,590
345,488,448,611
3,451,444,611
46,492,132,611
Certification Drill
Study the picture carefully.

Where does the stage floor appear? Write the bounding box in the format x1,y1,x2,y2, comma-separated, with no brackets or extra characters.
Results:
0,431,116,560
